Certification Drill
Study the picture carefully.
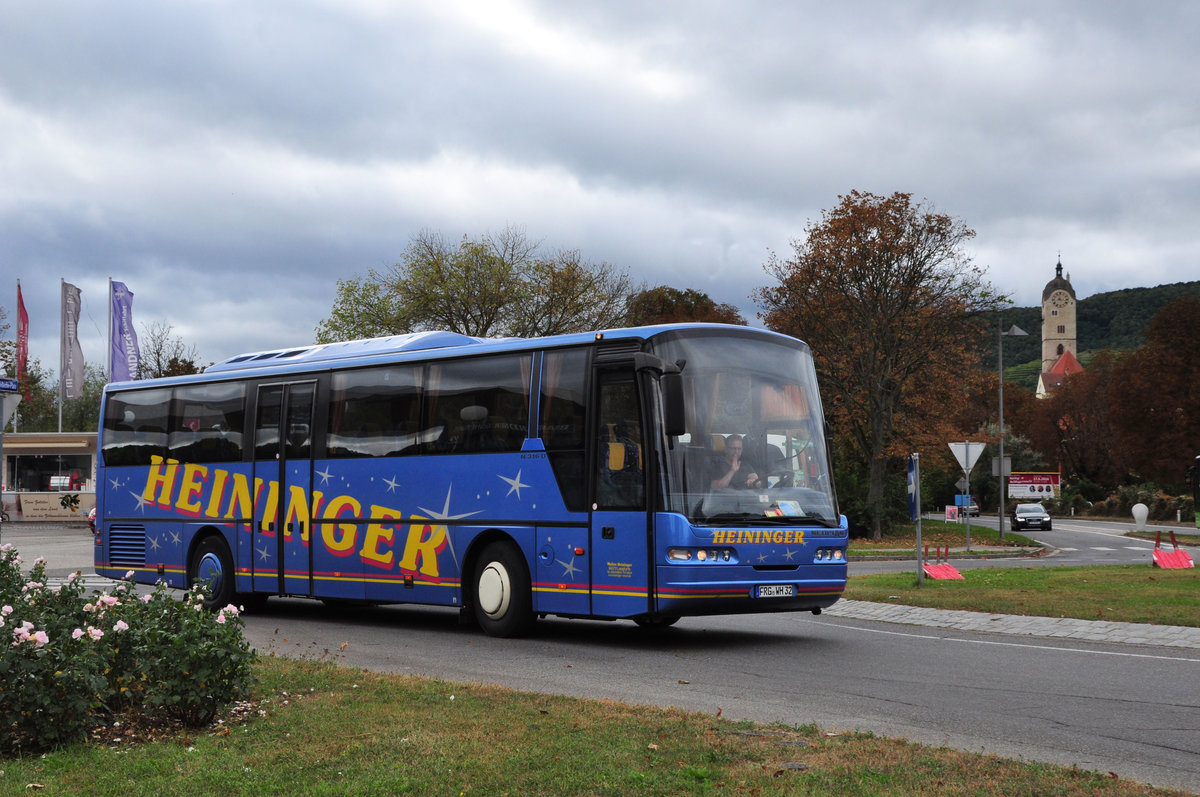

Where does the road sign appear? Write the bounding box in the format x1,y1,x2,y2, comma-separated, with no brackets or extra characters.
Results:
0,377,18,393
948,442,984,473
955,477,969,492
1,393,19,426
907,454,918,521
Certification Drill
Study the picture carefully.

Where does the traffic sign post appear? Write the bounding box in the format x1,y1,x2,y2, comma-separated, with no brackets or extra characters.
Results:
908,453,923,585
0,390,19,539
948,442,982,552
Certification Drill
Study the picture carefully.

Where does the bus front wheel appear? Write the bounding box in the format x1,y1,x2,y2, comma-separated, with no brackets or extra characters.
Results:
190,535,236,612
472,542,535,638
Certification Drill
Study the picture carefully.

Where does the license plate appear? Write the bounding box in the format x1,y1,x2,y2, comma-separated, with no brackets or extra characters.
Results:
755,584,795,598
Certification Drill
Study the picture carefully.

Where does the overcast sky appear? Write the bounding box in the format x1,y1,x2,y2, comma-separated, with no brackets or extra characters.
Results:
3,0,1198,376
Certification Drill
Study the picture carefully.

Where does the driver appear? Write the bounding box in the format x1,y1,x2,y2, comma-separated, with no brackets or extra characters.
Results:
710,435,763,489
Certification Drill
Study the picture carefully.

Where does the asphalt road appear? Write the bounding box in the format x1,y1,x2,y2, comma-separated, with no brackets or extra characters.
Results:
6,520,1199,792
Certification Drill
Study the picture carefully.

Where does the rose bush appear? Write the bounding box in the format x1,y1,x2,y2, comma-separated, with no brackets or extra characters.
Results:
0,543,255,753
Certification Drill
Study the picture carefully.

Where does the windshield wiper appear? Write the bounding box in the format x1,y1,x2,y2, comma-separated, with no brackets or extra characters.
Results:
700,512,831,526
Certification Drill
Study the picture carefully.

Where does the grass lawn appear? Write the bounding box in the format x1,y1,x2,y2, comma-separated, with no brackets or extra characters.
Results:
845,565,1200,627
0,656,1186,796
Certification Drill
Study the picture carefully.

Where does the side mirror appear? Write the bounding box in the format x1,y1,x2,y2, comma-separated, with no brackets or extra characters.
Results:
662,372,686,437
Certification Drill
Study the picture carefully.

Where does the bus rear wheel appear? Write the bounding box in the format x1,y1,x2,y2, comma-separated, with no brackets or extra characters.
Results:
472,541,535,638
189,535,236,612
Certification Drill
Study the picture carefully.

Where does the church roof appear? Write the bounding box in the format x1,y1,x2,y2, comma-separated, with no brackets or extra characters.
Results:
1037,349,1085,396
1045,348,1083,376
1041,257,1077,302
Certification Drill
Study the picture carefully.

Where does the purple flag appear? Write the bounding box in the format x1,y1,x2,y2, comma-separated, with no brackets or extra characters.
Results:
110,281,141,381
61,281,85,400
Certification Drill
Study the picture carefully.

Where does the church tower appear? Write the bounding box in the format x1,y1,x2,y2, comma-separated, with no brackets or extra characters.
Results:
1041,257,1077,371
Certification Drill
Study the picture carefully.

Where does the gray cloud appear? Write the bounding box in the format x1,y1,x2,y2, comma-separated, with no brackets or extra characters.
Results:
3,0,1197,374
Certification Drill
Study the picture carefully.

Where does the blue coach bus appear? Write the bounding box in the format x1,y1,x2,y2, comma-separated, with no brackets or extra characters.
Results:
94,324,847,636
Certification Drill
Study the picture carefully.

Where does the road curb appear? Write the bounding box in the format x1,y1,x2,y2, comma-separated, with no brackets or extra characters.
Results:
826,599,1200,649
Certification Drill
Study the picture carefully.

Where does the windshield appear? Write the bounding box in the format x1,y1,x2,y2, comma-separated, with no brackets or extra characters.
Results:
651,331,839,526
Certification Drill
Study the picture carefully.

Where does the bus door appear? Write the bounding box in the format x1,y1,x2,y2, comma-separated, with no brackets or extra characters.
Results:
589,371,652,618
252,382,316,596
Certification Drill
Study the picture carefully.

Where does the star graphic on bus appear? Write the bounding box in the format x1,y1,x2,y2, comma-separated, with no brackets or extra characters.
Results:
169,531,182,546
557,556,581,580
315,466,334,485
129,490,149,513
783,548,798,561
257,545,271,562
417,485,480,571
417,485,481,525
384,475,401,493
109,476,124,489
499,469,529,499
148,536,161,552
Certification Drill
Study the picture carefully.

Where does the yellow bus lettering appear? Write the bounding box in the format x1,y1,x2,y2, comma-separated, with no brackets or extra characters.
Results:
176,463,208,516
143,456,179,508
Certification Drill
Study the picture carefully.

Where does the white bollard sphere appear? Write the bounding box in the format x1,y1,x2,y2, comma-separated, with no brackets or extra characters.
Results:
1131,502,1149,531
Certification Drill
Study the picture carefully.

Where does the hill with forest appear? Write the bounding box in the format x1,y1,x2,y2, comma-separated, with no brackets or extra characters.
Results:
983,280,1200,390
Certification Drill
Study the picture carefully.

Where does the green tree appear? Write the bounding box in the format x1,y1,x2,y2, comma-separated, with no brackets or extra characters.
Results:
315,273,404,343
625,286,747,326
756,191,999,539
60,364,106,432
316,227,632,342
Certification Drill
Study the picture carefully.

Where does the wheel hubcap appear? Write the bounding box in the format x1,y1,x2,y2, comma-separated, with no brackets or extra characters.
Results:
477,562,510,618
197,552,224,595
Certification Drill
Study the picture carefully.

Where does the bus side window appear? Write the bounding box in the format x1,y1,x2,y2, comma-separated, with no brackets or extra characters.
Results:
168,382,246,463
539,348,588,511
327,365,422,458
102,388,171,466
424,354,531,454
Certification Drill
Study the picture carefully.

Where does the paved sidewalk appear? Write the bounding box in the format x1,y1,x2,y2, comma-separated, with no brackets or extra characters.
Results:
825,599,1200,649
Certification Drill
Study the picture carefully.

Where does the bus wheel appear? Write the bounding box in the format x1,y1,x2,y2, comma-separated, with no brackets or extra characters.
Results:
472,542,535,638
190,535,236,612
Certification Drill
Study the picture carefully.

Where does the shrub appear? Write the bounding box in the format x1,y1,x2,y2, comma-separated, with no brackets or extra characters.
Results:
1083,483,1194,522
0,553,106,752
0,543,255,754
124,584,256,726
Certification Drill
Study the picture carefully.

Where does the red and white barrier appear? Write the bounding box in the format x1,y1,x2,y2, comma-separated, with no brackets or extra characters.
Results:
1152,530,1194,569
922,545,964,580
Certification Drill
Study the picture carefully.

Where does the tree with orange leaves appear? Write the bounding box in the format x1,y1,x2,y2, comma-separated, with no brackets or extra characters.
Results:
625,286,747,326
756,191,1000,539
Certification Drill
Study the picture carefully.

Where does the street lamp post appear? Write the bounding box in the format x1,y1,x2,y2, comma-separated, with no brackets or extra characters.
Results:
997,321,1028,539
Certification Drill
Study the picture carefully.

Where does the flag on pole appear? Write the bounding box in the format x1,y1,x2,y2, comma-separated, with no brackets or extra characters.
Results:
110,281,140,381
61,281,85,400
16,280,28,385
